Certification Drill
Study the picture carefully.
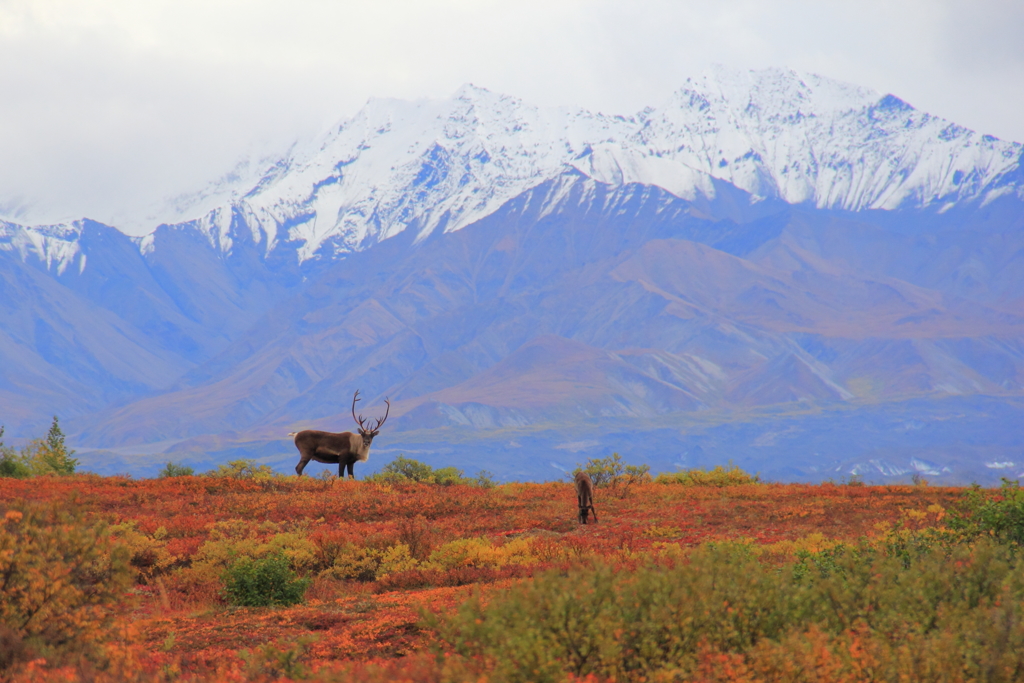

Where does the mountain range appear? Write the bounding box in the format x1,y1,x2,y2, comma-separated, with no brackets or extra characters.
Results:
1,66,1022,483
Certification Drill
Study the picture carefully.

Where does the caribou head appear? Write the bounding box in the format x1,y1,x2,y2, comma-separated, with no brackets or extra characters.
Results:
351,389,388,447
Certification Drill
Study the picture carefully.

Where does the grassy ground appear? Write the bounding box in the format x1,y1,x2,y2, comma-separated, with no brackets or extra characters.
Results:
0,474,968,681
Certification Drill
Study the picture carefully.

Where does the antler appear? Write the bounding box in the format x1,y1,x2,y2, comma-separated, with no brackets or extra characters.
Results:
372,397,390,431
351,390,369,431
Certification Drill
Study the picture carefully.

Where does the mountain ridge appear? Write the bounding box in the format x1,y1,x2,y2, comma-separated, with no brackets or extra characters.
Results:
1,68,1022,483
4,66,1021,276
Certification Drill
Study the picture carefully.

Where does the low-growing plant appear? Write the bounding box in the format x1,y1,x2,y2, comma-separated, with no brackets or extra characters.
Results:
189,520,319,583
0,502,133,672
374,455,435,482
0,452,30,478
755,531,845,562
208,459,276,479
573,452,626,487
222,553,310,607
159,461,195,478
949,478,1024,545
109,519,178,583
396,514,439,561
431,465,468,486
376,543,419,578
0,427,29,479
328,543,383,581
790,543,850,581
572,453,651,498
0,417,79,478
432,538,1024,682
367,455,494,486
239,634,319,680
654,463,760,486
472,469,497,487
423,536,540,572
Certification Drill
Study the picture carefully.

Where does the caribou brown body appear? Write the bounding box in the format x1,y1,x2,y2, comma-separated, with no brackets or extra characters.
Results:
574,471,598,524
290,390,389,478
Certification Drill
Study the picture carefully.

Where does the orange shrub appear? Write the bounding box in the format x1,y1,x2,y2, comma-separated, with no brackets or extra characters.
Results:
0,502,134,676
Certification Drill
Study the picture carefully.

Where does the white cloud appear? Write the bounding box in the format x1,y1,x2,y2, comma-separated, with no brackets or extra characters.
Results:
1,0,1022,234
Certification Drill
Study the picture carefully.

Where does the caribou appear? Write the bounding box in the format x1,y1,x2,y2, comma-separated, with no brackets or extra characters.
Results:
289,390,389,479
574,471,598,524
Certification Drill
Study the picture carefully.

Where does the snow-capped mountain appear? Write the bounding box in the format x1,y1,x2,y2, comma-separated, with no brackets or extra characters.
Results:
632,68,1023,211
145,65,1022,265
0,220,88,276
4,66,1024,483
6,66,1021,273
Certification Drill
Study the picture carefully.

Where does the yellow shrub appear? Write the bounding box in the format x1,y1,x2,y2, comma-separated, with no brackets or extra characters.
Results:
757,532,843,559
266,531,318,571
376,543,418,579
328,544,381,581
652,541,686,559
188,520,318,582
424,536,540,571
644,525,682,539
654,465,760,486
109,520,177,583
424,537,493,570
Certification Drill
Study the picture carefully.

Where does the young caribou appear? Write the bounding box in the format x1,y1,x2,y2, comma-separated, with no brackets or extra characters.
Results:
574,471,598,524
289,390,389,479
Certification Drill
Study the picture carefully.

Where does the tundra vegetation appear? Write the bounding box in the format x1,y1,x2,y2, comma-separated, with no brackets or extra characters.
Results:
0,417,78,478
2,446,1024,682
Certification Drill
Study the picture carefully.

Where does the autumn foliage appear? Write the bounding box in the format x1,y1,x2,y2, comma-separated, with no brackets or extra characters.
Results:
0,503,133,675
1,468,1020,681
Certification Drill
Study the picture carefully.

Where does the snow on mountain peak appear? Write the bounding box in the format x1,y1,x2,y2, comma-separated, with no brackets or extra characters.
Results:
0,219,85,275
693,65,882,118
221,83,640,262
637,66,1022,211
31,68,1022,267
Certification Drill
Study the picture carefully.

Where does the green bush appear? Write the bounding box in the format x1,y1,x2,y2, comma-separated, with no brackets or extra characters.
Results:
368,456,495,487
0,428,29,479
0,418,78,478
222,553,310,607
573,453,625,487
573,453,650,490
209,459,276,479
654,463,760,486
476,471,498,487
434,544,783,682
0,452,30,479
189,520,319,585
374,455,435,482
790,543,850,582
949,479,1024,545
158,461,195,478
432,538,1024,682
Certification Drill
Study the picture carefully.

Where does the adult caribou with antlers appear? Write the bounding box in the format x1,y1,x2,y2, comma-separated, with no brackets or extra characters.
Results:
290,390,390,479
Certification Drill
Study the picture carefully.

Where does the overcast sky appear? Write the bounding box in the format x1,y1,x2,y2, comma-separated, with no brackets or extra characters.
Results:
2,0,1022,235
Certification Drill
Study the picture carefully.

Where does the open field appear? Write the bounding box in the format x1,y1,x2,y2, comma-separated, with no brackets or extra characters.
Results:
0,473,1015,681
